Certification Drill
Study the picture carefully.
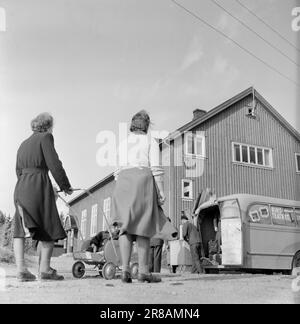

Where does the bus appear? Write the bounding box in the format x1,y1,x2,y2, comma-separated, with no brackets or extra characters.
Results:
198,194,300,274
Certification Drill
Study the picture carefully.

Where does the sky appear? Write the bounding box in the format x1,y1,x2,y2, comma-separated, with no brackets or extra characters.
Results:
0,0,299,216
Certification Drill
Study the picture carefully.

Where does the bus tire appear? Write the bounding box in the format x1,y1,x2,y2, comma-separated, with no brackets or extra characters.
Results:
292,251,300,276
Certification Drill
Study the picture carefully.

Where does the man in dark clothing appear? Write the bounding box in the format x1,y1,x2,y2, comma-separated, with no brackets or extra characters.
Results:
149,235,164,273
181,214,204,274
87,231,110,252
84,223,120,253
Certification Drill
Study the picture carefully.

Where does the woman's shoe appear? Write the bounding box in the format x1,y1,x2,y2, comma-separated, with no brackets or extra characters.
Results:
37,267,57,280
17,270,36,282
138,273,161,283
121,271,132,283
40,268,64,281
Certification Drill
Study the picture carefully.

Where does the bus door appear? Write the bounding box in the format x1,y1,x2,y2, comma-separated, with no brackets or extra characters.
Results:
220,199,243,266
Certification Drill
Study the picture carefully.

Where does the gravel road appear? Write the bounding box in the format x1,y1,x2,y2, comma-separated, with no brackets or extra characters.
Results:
0,256,299,304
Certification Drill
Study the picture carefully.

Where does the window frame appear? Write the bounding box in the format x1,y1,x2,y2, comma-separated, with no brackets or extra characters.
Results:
295,153,300,173
232,142,273,168
181,179,193,200
102,197,111,230
184,132,206,158
295,209,300,227
90,204,98,237
270,205,298,227
81,209,87,240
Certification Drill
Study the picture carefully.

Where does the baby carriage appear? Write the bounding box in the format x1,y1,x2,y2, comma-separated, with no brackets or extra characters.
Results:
58,189,139,280
72,239,139,280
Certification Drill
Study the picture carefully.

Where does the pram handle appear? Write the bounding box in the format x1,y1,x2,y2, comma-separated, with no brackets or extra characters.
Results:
56,188,82,193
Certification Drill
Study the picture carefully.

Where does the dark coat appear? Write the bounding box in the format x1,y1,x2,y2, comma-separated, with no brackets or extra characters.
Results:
182,221,201,245
13,132,71,242
90,231,110,248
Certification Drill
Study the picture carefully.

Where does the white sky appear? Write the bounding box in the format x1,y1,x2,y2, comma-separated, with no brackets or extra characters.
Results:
0,0,299,216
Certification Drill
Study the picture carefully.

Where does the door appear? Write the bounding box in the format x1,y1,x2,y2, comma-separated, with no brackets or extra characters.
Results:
220,200,243,266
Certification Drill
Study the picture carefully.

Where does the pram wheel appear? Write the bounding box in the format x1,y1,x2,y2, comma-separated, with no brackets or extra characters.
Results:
130,263,139,279
72,261,85,279
102,262,116,280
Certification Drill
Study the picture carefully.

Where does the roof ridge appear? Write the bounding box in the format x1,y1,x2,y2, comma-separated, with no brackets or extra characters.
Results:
164,86,300,142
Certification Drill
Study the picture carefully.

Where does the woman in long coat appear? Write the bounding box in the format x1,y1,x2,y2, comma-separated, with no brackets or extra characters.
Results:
13,113,73,281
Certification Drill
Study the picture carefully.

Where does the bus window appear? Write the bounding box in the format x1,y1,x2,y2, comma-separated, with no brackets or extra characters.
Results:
295,209,300,227
249,210,260,223
283,209,296,227
271,206,286,225
220,200,240,219
248,205,271,224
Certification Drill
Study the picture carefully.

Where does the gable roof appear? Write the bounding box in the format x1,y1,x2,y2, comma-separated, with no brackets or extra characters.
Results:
68,172,114,206
165,86,300,142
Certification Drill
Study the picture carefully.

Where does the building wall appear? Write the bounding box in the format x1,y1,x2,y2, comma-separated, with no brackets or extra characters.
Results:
70,180,115,241
165,95,300,225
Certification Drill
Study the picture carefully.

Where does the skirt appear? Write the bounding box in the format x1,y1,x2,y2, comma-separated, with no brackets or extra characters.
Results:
111,167,177,240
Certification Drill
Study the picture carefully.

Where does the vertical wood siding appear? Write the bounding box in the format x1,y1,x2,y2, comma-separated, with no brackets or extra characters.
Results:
70,180,115,240
171,94,300,224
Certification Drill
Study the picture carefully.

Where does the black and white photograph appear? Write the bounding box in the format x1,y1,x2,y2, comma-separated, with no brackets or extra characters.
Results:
0,0,299,307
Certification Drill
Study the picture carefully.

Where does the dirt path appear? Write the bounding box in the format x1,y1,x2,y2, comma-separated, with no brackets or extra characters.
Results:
0,257,299,304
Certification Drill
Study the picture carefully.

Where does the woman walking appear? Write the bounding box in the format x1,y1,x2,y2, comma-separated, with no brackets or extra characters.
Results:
111,110,176,283
13,113,73,281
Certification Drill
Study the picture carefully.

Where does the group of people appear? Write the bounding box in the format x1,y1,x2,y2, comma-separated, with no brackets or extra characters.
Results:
13,110,177,283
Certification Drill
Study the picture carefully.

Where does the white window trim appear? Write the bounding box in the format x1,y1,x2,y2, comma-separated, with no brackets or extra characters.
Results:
103,197,111,230
81,209,87,240
295,153,300,173
90,204,98,237
184,132,206,158
232,142,273,168
181,179,193,200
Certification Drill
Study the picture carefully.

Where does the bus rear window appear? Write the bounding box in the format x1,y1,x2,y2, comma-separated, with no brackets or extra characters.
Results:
248,204,271,224
220,200,240,219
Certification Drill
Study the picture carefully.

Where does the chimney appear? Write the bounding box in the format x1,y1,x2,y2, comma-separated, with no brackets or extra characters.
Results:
193,109,206,120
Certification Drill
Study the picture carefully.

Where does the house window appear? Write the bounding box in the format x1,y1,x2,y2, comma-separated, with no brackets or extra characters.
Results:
81,209,87,239
249,147,256,164
257,148,263,165
103,197,111,230
295,154,300,172
90,204,98,237
233,144,240,162
182,179,193,200
232,142,273,168
185,132,205,157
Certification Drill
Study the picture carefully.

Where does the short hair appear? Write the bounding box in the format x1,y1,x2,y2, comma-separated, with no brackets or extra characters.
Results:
130,110,151,134
31,113,54,133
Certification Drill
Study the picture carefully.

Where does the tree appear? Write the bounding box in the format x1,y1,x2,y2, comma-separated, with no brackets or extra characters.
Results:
0,210,5,226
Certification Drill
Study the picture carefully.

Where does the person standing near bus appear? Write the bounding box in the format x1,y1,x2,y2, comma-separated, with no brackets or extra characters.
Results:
181,214,204,274
149,235,164,273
